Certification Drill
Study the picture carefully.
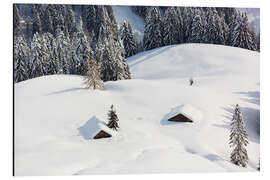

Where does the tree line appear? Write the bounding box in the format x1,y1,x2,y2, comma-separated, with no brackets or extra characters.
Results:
14,4,131,83
14,4,260,83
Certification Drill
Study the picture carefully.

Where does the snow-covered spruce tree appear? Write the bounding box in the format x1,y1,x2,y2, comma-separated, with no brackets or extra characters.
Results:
85,5,97,38
32,5,42,35
64,5,76,38
120,20,137,58
54,27,72,74
174,7,185,44
42,32,58,75
181,7,194,43
228,12,257,51
14,36,30,83
83,59,104,90
189,8,207,43
99,35,131,82
162,7,181,46
42,6,54,34
29,32,47,78
143,7,163,51
205,8,227,45
229,104,249,167
73,20,93,75
13,4,21,37
107,105,119,131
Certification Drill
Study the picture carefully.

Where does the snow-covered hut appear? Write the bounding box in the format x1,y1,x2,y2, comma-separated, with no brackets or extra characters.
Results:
78,116,117,140
167,104,203,123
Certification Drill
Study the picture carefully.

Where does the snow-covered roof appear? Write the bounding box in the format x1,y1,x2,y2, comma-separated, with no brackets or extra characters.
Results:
167,104,203,123
78,116,117,140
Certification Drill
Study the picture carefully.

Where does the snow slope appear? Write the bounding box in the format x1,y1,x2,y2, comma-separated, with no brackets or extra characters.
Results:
14,44,260,176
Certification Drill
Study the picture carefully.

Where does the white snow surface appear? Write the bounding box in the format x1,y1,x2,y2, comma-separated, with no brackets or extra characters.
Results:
15,44,260,176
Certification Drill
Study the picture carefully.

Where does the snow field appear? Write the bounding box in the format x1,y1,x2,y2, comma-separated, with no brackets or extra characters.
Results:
15,44,259,175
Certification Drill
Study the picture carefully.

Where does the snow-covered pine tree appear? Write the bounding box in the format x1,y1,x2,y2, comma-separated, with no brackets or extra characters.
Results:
181,7,194,43
85,5,96,38
14,36,30,82
74,21,93,75
205,8,227,45
29,32,49,78
107,105,119,131
189,8,207,43
64,5,76,38
42,6,54,34
229,104,249,167
228,12,257,51
13,4,21,37
174,7,184,44
42,32,58,75
32,5,42,35
54,27,72,74
99,35,131,82
162,7,180,46
143,7,163,51
83,59,104,90
120,20,137,58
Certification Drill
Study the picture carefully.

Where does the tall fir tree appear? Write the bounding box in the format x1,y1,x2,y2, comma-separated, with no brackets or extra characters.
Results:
189,8,207,43
143,7,163,50
83,59,104,90
229,104,249,167
32,5,42,35
107,105,119,131
14,36,30,83
74,20,93,75
228,12,257,51
13,4,21,37
120,20,137,58
162,7,181,46
42,6,54,34
54,27,72,74
29,32,47,78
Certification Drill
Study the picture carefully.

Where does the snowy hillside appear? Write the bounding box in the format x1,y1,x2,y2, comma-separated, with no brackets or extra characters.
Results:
14,44,260,176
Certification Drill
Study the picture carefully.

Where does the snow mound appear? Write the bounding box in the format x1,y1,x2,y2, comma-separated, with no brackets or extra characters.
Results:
167,104,203,123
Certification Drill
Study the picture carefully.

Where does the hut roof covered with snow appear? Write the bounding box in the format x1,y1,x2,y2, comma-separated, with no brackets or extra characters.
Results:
167,104,203,123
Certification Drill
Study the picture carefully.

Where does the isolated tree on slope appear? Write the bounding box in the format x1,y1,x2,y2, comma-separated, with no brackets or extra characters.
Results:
229,104,249,167
107,105,119,131
83,59,104,90
120,20,137,58
14,36,30,83
143,7,163,50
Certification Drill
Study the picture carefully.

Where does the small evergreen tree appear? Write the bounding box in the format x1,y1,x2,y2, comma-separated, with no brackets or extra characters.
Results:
83,59,104,90
107,105,119,131
229,104,249,167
